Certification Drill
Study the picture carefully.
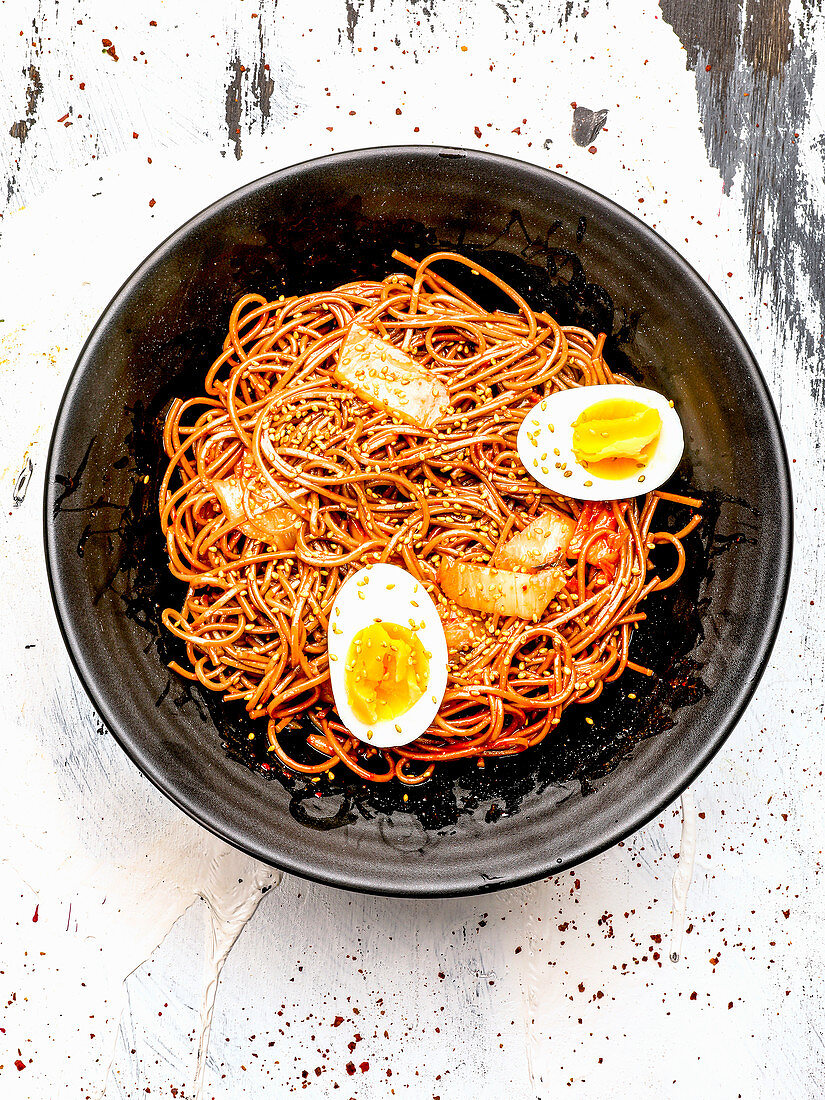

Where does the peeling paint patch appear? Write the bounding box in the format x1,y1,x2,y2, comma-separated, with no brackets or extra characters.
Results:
225,55,244,160
342,0,378,45
253,19,275,128
224,18,277,159
9,64,43,143
13,455,33,506
572,105,608,146
661,0,825,404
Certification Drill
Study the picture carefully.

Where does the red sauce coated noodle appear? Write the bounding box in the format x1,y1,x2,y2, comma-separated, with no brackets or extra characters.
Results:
159,252,700,785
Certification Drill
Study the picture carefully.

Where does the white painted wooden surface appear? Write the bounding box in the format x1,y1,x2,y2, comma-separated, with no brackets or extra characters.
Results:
1,1,820,1096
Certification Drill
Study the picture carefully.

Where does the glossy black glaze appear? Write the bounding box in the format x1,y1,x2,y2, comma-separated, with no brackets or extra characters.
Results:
44,147,792,897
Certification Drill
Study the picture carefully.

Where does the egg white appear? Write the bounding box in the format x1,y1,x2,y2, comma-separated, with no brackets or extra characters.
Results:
516,384,684,501
327,563,449,749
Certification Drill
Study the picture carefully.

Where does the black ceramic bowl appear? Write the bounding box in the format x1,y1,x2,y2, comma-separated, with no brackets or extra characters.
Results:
45,147,791,896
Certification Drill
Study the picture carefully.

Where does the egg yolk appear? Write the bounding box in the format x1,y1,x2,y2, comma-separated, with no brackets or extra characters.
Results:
572,399,662,480
345,622,429,725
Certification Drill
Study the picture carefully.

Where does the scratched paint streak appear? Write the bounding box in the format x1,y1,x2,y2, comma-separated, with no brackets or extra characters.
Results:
225,55,244,159
661,0,825,404
516,881,542,1093
668,789,698,963
223,10,288,159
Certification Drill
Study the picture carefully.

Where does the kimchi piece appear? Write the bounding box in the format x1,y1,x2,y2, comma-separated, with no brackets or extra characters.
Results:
334,322,450,430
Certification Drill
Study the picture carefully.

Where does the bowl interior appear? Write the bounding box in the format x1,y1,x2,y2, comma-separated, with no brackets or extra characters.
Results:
45,148,791,896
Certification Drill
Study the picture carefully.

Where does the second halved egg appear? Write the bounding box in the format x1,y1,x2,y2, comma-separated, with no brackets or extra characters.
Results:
517,383,684,501
327,564,449,749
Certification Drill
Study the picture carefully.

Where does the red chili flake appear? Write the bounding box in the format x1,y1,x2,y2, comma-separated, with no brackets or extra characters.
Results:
345,1062,356,1075
783,909,790,918
332,1016,344,1027
650,933,661,943
102,37,112,46
15,1059,26,1071
149,198,156,207
326,126,333,132
150,20,157,26
577,982,585,992
689,991,697,1001
588,145,597,154
32,904,39,922
57,112,70,123
706,64,712,71
474,126,482,138
132,131,139,138
79,82,86,89
359,1061,369,1072
395,108,402,115
511,126,521,135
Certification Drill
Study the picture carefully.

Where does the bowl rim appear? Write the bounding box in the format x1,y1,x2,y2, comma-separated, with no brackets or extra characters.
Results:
44,144,793,896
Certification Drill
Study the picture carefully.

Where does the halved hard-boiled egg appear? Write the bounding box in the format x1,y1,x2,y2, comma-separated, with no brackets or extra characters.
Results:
517,384,684,501
327,563,449,749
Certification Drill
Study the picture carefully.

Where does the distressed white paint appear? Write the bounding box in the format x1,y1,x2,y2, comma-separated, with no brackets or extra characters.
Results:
669,791,698,965
0,0,822,1096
